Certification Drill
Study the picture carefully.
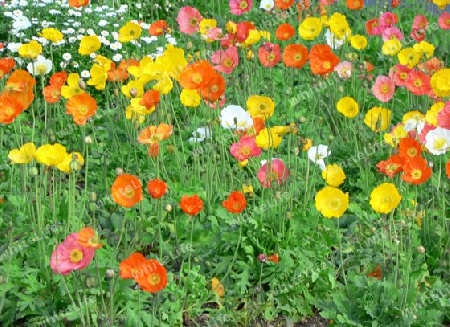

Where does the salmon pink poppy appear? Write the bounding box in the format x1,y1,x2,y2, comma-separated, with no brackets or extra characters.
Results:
438,12,450,30
211,46,239,74
405,70,431,96
379,12,398,30
229,0,252,16
410,28,426,42
366,18,383,36
418,57,444,75
372,76,395,102
230,135,261,161
177,6,203,35
437,102,450,129
382,27,403,41
413,15,428,30
50,233,95,276
389,64,410,87
257,159,290,188
283,44,309,69
258,42,281,68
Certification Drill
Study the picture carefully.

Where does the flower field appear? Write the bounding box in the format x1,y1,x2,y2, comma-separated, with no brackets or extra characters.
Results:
1,0,450,326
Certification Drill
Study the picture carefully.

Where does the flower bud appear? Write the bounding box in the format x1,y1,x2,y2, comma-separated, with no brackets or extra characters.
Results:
85,276,96,288
165,204,172,212
0,275,4,284
90,192,97,202
129,88,138,98
105,269,115,279
417,246,425,254
299,116,307,123
114,88,119,97
69,159,79,172
115,168,124,176
29,167,39,176
78,79,87,90
84,135,93,144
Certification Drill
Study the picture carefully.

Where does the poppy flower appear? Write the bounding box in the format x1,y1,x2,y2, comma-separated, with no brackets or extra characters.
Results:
282,44,308,69
134,259,168,293
275,23,295,41
376,154,405,178
391,0,401,8
49,71,68,88
405,70,431,96
200,71,226,102
140,89,160,109
446,160,450,178
257,159,290,188
372,75,395,102
0,92,24,124
412,15,428,30
379,12,398,30
177,6,203,35
211,46,239,74
275,0,294,9
111,173,143,208
43,84,62,103
399,137,422,159
267,253,279,263
149,20,171,36
365,18,383,36
68,0,90,8
258,42,282,68
6,69,36,94
65,93,98,126
78,227,103,249
119,252,147,279
0,57,15,78
402,156,432,185
137,123,173,157
107,62,129,82
438,12,450,30
367,264,382,280
8,142,36,164
222,191,247,213
229,0,252,15
230,136,261,161
346,0,363,9
50,233,95,276
309,44,340,76
147,179,168,199
118,21,142,43
180,195,204,216
389,64,410,87
179,60,215,90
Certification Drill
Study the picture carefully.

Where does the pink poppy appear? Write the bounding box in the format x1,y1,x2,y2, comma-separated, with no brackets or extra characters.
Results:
405,70,431,96
257,159,290,188
412,15,428,30
382,27,403,41
372,75,395,102
379,12,398,30
229,0,252,16
50,233,95,276
320,0,336,4
176,6,203,35
437,102,450,129
258,42,282,68
438,12,450,30
389,64,410,87
207,27,226,41
230,135,261,161
334,61,352,80
211,46,239,74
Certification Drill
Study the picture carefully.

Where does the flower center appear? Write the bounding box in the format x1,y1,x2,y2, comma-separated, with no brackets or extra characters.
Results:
329,198,341,209
124,186,136,198
294,53,302,61
241,147,251,155
323,61,331,69
211,84,219,92
381,85,389,93
413,79,422,87
223,58,233,67
239,1,248,9
69,249,83,263
433,138,447,150
192,73,203,84
407,148,417,157
353,0,360,5
411,169,422,179
147,273,161,286
386,163,400,172
268,53,275,61
189,18,198,27
268,171,279,180
400,72,408,80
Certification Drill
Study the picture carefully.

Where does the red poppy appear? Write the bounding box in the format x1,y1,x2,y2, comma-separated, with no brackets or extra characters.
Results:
275,23,295,41
309,44,340,76
258,42,282,68
147,179,168,199
275,0,295,9
149,20,171,36
0,58,15,78
222,191,247,213
283,44,309,69
402,156,432,185
376,154,405,178
200,71,226,102
399,137,422,159
180,195,204,216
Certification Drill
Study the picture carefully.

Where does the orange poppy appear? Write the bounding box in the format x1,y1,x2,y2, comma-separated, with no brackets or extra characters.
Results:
6,69,36,94
149,20,171,36
65,93,98,126
0,92,24,124
222,191,247,213
402,156,432,185
391,0,401,8
346,0,364,10
376,154,405,178
119,252,147,279
140,89,160,109
78,227,103,249
180,195,204,216
275,0,295,9
258,43,282,68
309,44,340,76
147,179,168,199
446,160,450,179
179,60,215,90
68,0,90,8
399,137,422,159
137,123,173,157
367,264,382,280
364,61,375,73
107,62,129,82
0,58,15,78
252,117,266,135
111,173,143,208
135,259,168,293
49,71,68,88
275,23,295,41
200,72,226,102
283,44,309,69
267,253,279,263
43,85,62,103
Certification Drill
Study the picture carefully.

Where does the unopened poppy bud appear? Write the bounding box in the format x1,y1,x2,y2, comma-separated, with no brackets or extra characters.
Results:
105,269,115,279
30,167,39,176
186,41,193,50
69,159,79,172
129,88,138,97
114,88,119,97
258,254,267,262
115,168,124,176
165,204,172,212
338,85,344,93
299,116,307,123
286,211,292,219
78,79,87,90
166,145,175,153
275,191,281,200
84,135,93,144
85,276,96,288
0,275,4,284
90,192,97,202
417,246,425,254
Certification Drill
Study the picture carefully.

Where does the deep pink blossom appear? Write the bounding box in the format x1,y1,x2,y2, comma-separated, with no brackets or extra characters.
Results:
230,136,261,161
257,159,290,188
176,6,203,35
